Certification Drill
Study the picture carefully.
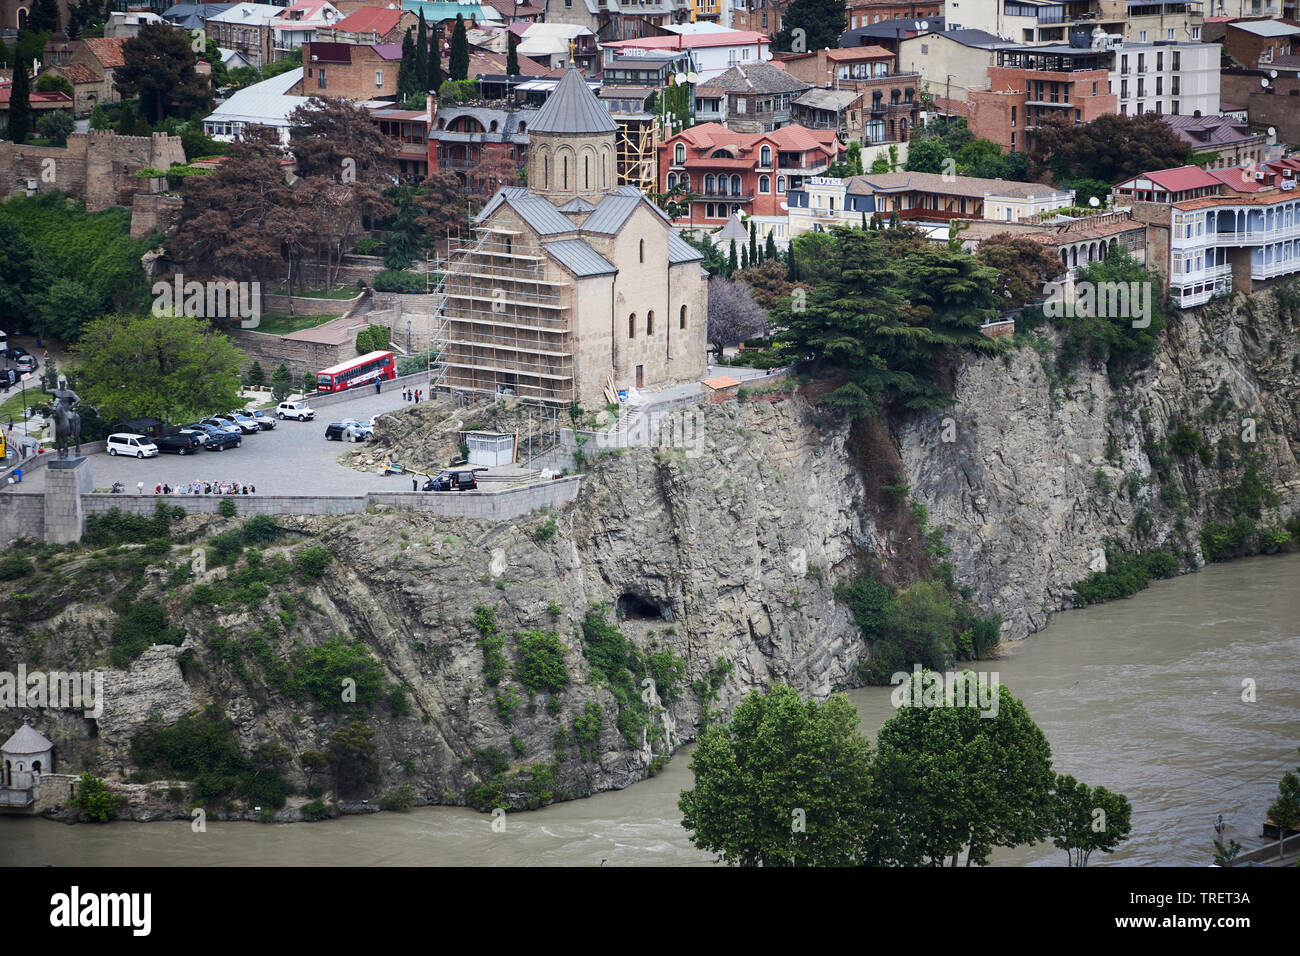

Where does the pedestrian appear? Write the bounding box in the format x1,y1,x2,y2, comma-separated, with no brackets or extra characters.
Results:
136,481,144,494
412,476,418,491
374,377,381,394
204,481,211,495
403,387,409,401
155,484,161,495
249,484,255,494
414,389,421,404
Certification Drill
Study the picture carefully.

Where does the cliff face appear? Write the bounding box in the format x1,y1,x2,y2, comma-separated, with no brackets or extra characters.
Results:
4,291,1297,813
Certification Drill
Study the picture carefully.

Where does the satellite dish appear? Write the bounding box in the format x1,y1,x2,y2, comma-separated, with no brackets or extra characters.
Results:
686,71,699,84
779,201,789,211
919,20,929,31
1271,70,1279,78
675,72,687,85
1088,196,1100,207
1269,126,1277,136
1262,78,1270,87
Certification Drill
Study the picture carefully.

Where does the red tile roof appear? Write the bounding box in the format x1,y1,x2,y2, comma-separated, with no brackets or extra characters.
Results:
0,85,72,105
82,37,128,69
1207,167,1269,192
53,62,101,84
669,121,840,157
333,7,404,34
1128,165,1221,193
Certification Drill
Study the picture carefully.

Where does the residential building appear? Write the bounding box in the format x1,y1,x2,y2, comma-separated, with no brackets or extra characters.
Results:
896,28,1017,105
430,101,537,186
517,22,598,72
162,3,238,33
370,102,432,180
776,46,922,142
1111,42,1220,118
602,29,770,82
659,121,843,240
1223,18,1300,67
1164,112,1267,168
0,80,73,134
204,68,309,141
944,0,1202,46
271,0,346,59
692,62,810,133
205,3,291,69
401,0,503,31
791,88,868,144
438,65,707,407
315,6,418,44
295,41,403,99
731,0,784,34
104,10,166,37
845,0,941,31
67,37,130,110
542,0,687,44
839,16,945,54
786,170,1073,239
42,62,103,115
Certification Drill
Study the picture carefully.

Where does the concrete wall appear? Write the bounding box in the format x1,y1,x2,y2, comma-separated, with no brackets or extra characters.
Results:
263,292,365,316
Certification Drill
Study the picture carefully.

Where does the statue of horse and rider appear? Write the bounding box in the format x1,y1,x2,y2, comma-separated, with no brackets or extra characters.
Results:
43,377,82,459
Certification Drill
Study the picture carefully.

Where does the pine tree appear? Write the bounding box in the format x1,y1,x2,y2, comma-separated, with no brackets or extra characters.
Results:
728,239,738,277
764,232,778,261
774,0,845,54
415,13,429,94
862,210,868,229
449,14,469,82
507,32,520,78
748,220,758,264
3,65,31,144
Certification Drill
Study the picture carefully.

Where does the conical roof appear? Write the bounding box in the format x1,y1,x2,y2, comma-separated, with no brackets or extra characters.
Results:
530,66,618,135
2,723,52,755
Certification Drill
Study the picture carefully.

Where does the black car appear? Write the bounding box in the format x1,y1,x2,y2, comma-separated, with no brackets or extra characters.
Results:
204,429,242,451
0,368,18,390
424,469,477,491
157,433,203,455
324,422,348,441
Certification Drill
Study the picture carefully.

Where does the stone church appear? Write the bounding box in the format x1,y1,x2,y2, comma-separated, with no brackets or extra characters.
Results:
439,65,708,409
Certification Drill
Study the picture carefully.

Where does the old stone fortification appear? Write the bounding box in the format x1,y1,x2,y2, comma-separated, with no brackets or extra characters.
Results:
0,130,185,211
2,288,1296,815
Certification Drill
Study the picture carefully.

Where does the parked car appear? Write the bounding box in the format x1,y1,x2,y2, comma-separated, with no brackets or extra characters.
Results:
337,418,373,442
0,368,19,390
179,423,219,445
157,433,203,455
423,469,478,491
202,416,242,435
106,433,159,458
1,348,37,372
277,401,315,421
246,408,277,430
225,411,261,435
203,429,242,451
324,422,357,441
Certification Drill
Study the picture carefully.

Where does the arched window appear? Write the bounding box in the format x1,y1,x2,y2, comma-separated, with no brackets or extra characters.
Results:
730,174,742,196
562,155,568,189
674,143,685,164
679,304,687,329
647,310,655,335
759,175,770,193
667,172,677,189
705,173,716,194
543,156,548,188
760,145,771,167
680,174,689,189
584,155,589,189
629,313,636,338
639,238,645,263
777,176,786,192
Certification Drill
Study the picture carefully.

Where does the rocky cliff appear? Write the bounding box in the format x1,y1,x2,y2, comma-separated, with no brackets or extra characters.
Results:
3,289,1297,817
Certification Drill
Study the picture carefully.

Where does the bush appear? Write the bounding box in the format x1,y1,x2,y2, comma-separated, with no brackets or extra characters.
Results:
372,269,424,293
1070,546,1180,606
218,498,237,517
354,238,384,256
514,629,568,693
271,363,293,402
835,574,893,644
295,545,332,579
865,580,957,681
380,782,416,811
535,517,558,541
355,324,391,355
110,597,184,667
0,554,34,580
69,772,123,822
300,798,330,821
246,361,265,387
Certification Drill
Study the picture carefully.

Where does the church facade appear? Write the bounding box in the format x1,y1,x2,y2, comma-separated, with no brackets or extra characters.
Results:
439,66,708,409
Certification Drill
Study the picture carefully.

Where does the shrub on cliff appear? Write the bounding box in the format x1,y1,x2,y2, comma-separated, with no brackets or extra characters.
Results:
70,771,125,822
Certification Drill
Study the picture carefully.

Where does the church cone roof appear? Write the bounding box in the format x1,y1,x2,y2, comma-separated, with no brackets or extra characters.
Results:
2,723,53,755
529,65,617,135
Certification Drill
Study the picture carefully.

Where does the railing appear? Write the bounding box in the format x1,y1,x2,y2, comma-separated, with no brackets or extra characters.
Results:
697,189,754,201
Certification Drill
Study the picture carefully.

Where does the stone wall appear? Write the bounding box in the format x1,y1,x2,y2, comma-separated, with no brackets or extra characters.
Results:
227,329,353,381
130,193,184,238
0,130,185,211
263,292,365,316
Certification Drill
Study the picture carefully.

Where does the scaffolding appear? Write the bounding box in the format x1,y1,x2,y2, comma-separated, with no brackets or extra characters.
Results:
433,225,576,407
616,115,661,193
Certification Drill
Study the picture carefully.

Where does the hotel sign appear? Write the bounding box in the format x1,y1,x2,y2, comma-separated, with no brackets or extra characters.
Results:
808,177,845,186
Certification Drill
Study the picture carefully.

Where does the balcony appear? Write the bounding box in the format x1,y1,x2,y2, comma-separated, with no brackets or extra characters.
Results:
699,189,755,201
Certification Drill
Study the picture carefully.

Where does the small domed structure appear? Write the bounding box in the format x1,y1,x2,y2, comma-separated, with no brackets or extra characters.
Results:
2,720,53,788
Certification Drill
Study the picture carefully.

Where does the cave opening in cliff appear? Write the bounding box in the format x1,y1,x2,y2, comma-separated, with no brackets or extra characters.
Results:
617,592,671,621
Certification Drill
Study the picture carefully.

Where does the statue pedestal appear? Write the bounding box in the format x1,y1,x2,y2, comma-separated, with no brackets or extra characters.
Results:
44,457,93,545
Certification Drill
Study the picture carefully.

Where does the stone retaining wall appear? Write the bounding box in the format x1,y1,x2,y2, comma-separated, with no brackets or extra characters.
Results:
263,292,365,316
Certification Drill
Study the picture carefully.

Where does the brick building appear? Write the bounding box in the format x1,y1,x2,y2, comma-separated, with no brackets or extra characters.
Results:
776,45,922,142
1223,18,1300,68
731,0,784,33
315,6,419,44
845,0,940,31
295,41,403,99
67,36,130,111
692,62,810,133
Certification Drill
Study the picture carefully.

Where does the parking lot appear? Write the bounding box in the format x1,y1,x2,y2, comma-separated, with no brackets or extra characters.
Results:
5,390,420,495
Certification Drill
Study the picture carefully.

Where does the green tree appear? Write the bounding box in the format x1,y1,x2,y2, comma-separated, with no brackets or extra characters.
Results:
773,0,845,53
748,219,758,264
271,362,293,402
679,683,876,865
70,771,123,822
35,73,73,97
27,0,60,32
37,109,74,146
0,219,38,326
764,231,778,261
115,22,210,124
326,719,381,795
415,12,430,95
905,137,948,174
88,102,111,130
1051,773,1133,866
428,19,443,91
727,238,738,276
74,311,242,422
1266,747,1300,861
869,676,1056,865
33,277,100,340
976,232,1066,309
397,27,418,101
449,14,469,82
507,32,520,77
3,63,31,143
246,360,265,387
514,629,569,693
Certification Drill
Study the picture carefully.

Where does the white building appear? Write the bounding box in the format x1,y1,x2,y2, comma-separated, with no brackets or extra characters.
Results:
204,68,308,142
600,29,770,82
1110,42,1219,119
272,0,345,57
1,722,53,794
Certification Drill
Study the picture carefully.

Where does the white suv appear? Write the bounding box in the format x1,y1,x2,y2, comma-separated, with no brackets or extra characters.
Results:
277,401,315,421
106,433,159,458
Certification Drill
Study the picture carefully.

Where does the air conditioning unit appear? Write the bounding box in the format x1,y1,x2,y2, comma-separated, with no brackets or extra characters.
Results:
1284,168,1294,177
1283,180,1295,190
1255,169,1266,180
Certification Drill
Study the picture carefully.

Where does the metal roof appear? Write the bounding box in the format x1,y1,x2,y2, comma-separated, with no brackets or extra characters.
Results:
668,232,704,264
556,197,596,212
2,723,53,755
205,68,307,127
529,65,618,135
580,194,640,234
478,186,576,235
545,239,617,277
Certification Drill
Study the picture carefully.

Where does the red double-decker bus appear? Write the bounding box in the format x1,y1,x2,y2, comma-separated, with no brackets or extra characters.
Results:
316,351,395,392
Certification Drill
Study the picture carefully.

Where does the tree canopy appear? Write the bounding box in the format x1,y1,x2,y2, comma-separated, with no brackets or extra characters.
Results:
772,0,845,53
115,22,210,123
1031,113,1191,186
976,233,1066,309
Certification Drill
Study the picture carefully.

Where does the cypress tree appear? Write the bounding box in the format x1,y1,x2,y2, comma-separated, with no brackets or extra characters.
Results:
748,220,758,264
764,232,778,261
742,243,750,270
507,32,520,78
398,28,416,100
728,239,738,277
890,208,901,229
4,65,31,143
415,13,429,93
787,241,799,281
449,14,469,82
428,22,443,91
861,210,868,229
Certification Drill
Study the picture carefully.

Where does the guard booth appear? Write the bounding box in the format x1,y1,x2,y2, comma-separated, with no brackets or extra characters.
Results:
463,431,515,467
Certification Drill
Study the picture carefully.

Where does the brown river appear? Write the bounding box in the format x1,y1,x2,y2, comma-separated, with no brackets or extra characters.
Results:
3,553,1298,866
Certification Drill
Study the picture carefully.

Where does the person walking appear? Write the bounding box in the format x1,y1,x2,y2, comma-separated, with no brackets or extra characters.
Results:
374,376,382,395
412,475,418,491
136,481,144,494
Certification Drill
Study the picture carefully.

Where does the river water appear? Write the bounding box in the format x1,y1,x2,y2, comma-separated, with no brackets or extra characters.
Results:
4,554,1298,867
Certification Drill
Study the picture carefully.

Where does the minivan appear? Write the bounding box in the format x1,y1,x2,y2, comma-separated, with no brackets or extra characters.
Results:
106,433,159,458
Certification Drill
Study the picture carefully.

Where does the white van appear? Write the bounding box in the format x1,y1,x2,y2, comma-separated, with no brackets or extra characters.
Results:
106,433,159,458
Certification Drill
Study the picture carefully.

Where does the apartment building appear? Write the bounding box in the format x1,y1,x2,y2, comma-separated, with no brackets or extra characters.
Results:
314,7,419,45
1164,112,1268,168
692,62,810,132
945,0,1202,45
206,3,291,69
845,0,941,31
896,28,1017,104
1111,42,1220,118
777,45,921,142
1223,18,1300,68
732,0,785,33
602,29,770,81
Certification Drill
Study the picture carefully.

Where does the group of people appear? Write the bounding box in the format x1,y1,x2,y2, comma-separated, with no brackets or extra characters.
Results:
155,481,256,495
401,387,424,403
